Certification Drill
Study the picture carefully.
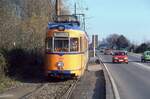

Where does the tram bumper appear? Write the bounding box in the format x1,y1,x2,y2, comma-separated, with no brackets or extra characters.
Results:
47,70,75,78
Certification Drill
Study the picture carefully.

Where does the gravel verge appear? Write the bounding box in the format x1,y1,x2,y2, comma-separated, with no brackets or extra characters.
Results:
23,80,76,99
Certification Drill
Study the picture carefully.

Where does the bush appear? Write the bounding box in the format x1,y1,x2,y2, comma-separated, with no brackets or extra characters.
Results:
0,52,7,77
0,48,44,92
6,48,44,80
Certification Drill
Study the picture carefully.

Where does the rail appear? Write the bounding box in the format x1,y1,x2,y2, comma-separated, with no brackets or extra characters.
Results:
61,78,79,99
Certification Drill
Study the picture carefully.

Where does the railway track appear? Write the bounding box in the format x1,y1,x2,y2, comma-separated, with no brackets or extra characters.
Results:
20,83,48,99
20,79,79,99
61,78,79,99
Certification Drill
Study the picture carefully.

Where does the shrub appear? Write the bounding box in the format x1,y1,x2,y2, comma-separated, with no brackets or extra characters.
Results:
6,48,44,80
0,52,7,77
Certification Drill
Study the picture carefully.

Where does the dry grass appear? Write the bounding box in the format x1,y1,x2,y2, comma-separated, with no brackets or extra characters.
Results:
0,76,18,93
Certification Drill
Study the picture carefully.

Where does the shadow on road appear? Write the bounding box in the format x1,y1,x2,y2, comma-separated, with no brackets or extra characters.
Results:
93,70,106,99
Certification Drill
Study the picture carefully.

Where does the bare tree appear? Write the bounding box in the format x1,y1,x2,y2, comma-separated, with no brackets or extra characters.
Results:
106,34,120,48
116,35,130,49
0,0,70,50
0,0,71,79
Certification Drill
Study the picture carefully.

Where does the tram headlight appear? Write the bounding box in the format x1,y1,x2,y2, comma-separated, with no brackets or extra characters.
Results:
58,25,65,31
57,62,64,67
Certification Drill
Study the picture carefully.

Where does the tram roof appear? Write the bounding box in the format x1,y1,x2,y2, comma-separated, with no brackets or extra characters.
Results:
48,21,83,31
48,21,89,40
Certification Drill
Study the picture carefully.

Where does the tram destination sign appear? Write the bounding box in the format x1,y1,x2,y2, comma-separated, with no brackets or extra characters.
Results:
54,32,69,37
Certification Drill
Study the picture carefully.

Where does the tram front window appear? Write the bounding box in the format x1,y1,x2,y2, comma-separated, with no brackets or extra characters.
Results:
54,37,69,52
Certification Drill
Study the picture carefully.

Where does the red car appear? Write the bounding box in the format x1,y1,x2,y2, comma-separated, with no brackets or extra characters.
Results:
112,51,128,64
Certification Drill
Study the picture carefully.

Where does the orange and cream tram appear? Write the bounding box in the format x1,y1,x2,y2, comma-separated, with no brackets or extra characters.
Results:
44,19,89,79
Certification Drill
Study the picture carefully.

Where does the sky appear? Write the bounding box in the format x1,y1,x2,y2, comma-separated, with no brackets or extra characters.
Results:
69,0,150,44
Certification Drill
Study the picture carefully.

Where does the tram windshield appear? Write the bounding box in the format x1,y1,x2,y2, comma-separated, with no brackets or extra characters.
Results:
54,37,69,52
46,37,79,52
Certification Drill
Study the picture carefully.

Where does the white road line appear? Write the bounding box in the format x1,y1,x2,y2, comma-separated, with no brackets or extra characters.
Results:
99,56,120,99
133,62,150,71
128,53,150,72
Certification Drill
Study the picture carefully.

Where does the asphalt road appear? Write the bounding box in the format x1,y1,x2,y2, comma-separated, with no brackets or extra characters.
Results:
99,52,150,99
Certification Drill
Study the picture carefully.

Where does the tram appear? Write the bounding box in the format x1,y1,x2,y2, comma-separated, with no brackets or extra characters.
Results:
44,15,88,78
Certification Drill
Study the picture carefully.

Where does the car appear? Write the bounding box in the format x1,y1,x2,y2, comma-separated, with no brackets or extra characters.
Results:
99,48,105,53
141,51,150,62
104,48,112,55
112,51,128,63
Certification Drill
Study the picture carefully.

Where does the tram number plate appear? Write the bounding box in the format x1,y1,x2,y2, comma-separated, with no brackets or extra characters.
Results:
54,32,69,37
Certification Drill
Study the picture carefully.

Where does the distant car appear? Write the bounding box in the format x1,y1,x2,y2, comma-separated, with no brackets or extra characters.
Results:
100,48,105,53
112,51,128,63
141,51,150,62
104,49,112,55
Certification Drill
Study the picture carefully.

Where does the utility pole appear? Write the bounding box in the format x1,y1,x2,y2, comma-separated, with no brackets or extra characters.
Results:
93,35,96,57
56,0,60,16
83,14,85,31
74,3,77,15
75,14,86,31
73,2,87,31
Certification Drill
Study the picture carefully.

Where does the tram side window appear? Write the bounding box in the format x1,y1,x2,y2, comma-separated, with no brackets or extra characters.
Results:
46,38,53,52
70,38,79,52
80,37,83,52
54,37,69,52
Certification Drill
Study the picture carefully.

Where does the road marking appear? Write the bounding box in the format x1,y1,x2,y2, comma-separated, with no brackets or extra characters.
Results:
0,94,14,98
133,62,150,71
99,56,120,99
128,54,150,71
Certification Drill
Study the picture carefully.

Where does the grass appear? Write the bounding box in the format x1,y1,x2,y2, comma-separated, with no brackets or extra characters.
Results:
0,48,44,93
0,76,20,93
0,51,21,93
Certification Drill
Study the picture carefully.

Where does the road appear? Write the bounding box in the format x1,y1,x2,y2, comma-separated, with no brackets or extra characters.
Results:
99,53,150,99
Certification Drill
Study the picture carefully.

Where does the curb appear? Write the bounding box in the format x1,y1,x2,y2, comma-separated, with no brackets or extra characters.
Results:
98,56,120,99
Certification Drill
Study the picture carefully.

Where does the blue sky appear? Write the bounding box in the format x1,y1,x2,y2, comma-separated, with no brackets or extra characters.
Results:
69,0,150,44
